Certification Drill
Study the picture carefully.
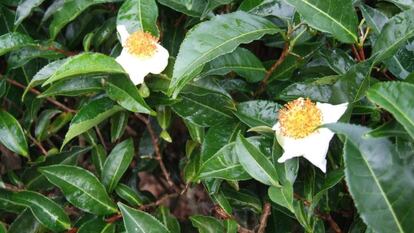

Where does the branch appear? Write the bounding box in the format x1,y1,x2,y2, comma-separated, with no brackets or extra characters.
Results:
257,202,271,233
4,78,76,113
256,42,290,96
135,114,181,193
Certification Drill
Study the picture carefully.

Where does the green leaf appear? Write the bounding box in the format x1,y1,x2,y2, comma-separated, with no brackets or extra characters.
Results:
236,134,280,186
198,142,251,181
239,0,295,19
40,76,103,97
0,110,29,157
0,222,5,233
285,0,358,43
328,123,414,233
200,121,243,162
169,11,280,97
7,45,64,70
42,53,125,86
14,0,46,27
115,183,148,206
12,191,71,232
118,202,170,233
77,217,115,233
0,32,34,56
157,0,206,17
373,9,414,62
366,120,409,139
105,75,155,115
49,0,117,39
268,185,294,212
310,169,344,210
234,100,280,128
154,206,181,233
367,82,414,140
190,215,224,233
0,189,25,213
222,187,262,213
101,138,134,192
39,165,118,215
171,93,235,127
200,47,266,83
385,0,414,10
35,109,61,141
110,111,129,143
62,97,123,148
8,208,44,233
117,0,159,37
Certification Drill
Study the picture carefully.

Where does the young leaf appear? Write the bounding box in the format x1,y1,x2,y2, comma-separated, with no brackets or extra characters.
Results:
117,0,159,37
14,0,46,27
39,165,118,215
190,215,224,233
12,191,71,232
328,123,414,233
168,11,280,97
62,97,123,148
77,217,115,233
0,110,29,157
367,82,414,140
284,0,358,43
236,134,280,186
101,138,134,192
118,202,170,233
115,183,149,206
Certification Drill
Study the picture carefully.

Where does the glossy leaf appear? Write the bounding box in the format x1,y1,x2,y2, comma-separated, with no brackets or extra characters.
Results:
62,97,123,148
234,100,280,127
40,76,103,97
0,110,29,157
15,0,46,26
0,189,25,213
118,202,170,233
12,191,71,232
105,75,154,115
198,142,251,181
284,0,358,43
42,53,125,86
328,123,414,233
236,134,280,186
101,138,134,192
367,82,414,140
0,32,33,56
77,217,115,233
239,0,295,19
190,215,224,233
115,183,149,206
171,93,235,127
117,0,159,37
200,47,266,83
222,187,262,213
155,206,181,233
35,109,61,141
268,185,294,211
157,0,206,17
169,11,280,97
39,165,118,215
49,0,117,39
8,208,44,233
373,9,414,62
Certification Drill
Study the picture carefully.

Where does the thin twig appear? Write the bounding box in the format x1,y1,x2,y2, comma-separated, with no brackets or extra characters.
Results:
26,132,48,155
40,46,78,57
4,78,76,113
256,42,290,96
95,126,107,151
139,192,179,210
0,182,24,191
135,114,181,193
351,45,362,62
257,202,271,233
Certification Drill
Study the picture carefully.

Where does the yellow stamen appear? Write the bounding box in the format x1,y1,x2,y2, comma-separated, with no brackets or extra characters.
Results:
125,31,158,57
278,98,322,139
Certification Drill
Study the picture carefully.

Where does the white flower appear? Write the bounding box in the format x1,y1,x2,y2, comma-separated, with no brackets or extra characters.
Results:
272,98,348,173
115,25,169,85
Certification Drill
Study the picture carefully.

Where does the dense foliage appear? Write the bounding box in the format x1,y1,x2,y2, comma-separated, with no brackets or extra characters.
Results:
0,0,414,232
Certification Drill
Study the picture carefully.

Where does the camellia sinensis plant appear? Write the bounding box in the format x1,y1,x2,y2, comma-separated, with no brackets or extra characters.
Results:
0,0,414,232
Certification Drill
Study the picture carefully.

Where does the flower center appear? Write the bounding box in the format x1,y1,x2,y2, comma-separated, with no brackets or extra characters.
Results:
278,98,322,139
125,31,158,57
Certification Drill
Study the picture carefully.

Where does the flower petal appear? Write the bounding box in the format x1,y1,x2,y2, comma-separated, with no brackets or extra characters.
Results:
116,25,130,46
116,49,150,85
147,44,169,74
317,102,348,124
